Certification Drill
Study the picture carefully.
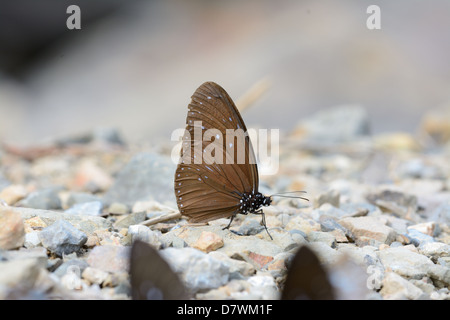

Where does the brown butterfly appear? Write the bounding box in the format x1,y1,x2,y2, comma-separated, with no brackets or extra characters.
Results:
174,82,276,238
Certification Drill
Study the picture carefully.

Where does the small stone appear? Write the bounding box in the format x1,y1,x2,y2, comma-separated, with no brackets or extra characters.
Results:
65,192,102,208
374,132,419,151
65,201,103,216
307,231,337,248
24,232,41,249
291,105,370,143
128,225,162,249
108,202,129,214
102,152,176,207
314,203,347,219
314,189,340,208
339,216,397,244
237,219,264,236
12,206,112,236
285,216,321,235
73,159,113,193
427,264,450,286
0,258,46,299
192,231,224,253
208,251,256,277
247,252,274,269
419,242,450,262
308,242,340,266
377,247,434,279
23,216,47,233
406,229,435,246
82,267,111,286
160,247,230,293
0,209,25,250
329,229,349,242
408,222,438,237
87,245,130,273
0,184,27,205
113,211,147,229
53,259,89,278
38,220,87,257
380,272,426,300
19,187,62,210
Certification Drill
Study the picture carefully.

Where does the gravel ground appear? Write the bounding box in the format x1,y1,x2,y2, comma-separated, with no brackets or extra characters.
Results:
0,105,449,300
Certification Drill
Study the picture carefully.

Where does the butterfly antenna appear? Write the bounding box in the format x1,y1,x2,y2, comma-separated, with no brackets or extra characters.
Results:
270,191,309,201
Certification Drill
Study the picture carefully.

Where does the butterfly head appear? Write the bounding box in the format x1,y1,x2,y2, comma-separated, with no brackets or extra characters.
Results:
262,195,272,207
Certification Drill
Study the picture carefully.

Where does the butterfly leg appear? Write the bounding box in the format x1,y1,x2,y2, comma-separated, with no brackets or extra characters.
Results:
254,209,273,240
222,214,235,230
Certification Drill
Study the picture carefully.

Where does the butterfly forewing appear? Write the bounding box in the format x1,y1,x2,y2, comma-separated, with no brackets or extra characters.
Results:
281,246,335,300
176,82,259,223
130,240,188,300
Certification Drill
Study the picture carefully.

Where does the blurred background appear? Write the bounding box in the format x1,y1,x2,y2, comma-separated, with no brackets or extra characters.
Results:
1,0,450,146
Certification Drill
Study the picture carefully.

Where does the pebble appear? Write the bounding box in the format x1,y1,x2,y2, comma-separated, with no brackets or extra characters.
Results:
208,251,256,278
82,266,111,286
307,231,337,248
128,225,162,249
0,209,25,250
406,229,435,247
39,220,87,257
380,272,426,300
12,206,112,236
408,222,438,237
160,247,230,292
108,202,129,214
192,231,224,253
377,247,435,279
113,211,146,229
291,105,370,143
102,152,176,207
87,245,130,273
24,232,41,249
339,216,397,245
418,242,450,262
65,201,103,216
0,258,46,299
0,184,28,205
65,192,103,208
19,187,62,210
285,215,321,235
23,216,47,233
314,189,340,208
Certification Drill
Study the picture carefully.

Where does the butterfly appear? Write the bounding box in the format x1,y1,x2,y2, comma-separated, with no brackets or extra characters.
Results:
174,82,277,238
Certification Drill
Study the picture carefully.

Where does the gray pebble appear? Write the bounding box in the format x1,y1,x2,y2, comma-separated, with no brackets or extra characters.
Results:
160,247,230,293
19,187,62,210
39,220,87,257
406,229,435,247
65,201,103,216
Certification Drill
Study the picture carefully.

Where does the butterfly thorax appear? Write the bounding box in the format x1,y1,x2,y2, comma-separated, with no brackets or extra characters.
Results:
238,191,272,215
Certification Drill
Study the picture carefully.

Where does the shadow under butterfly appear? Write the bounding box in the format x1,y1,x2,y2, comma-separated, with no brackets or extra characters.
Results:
174,82,307,240
129,241,371,300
